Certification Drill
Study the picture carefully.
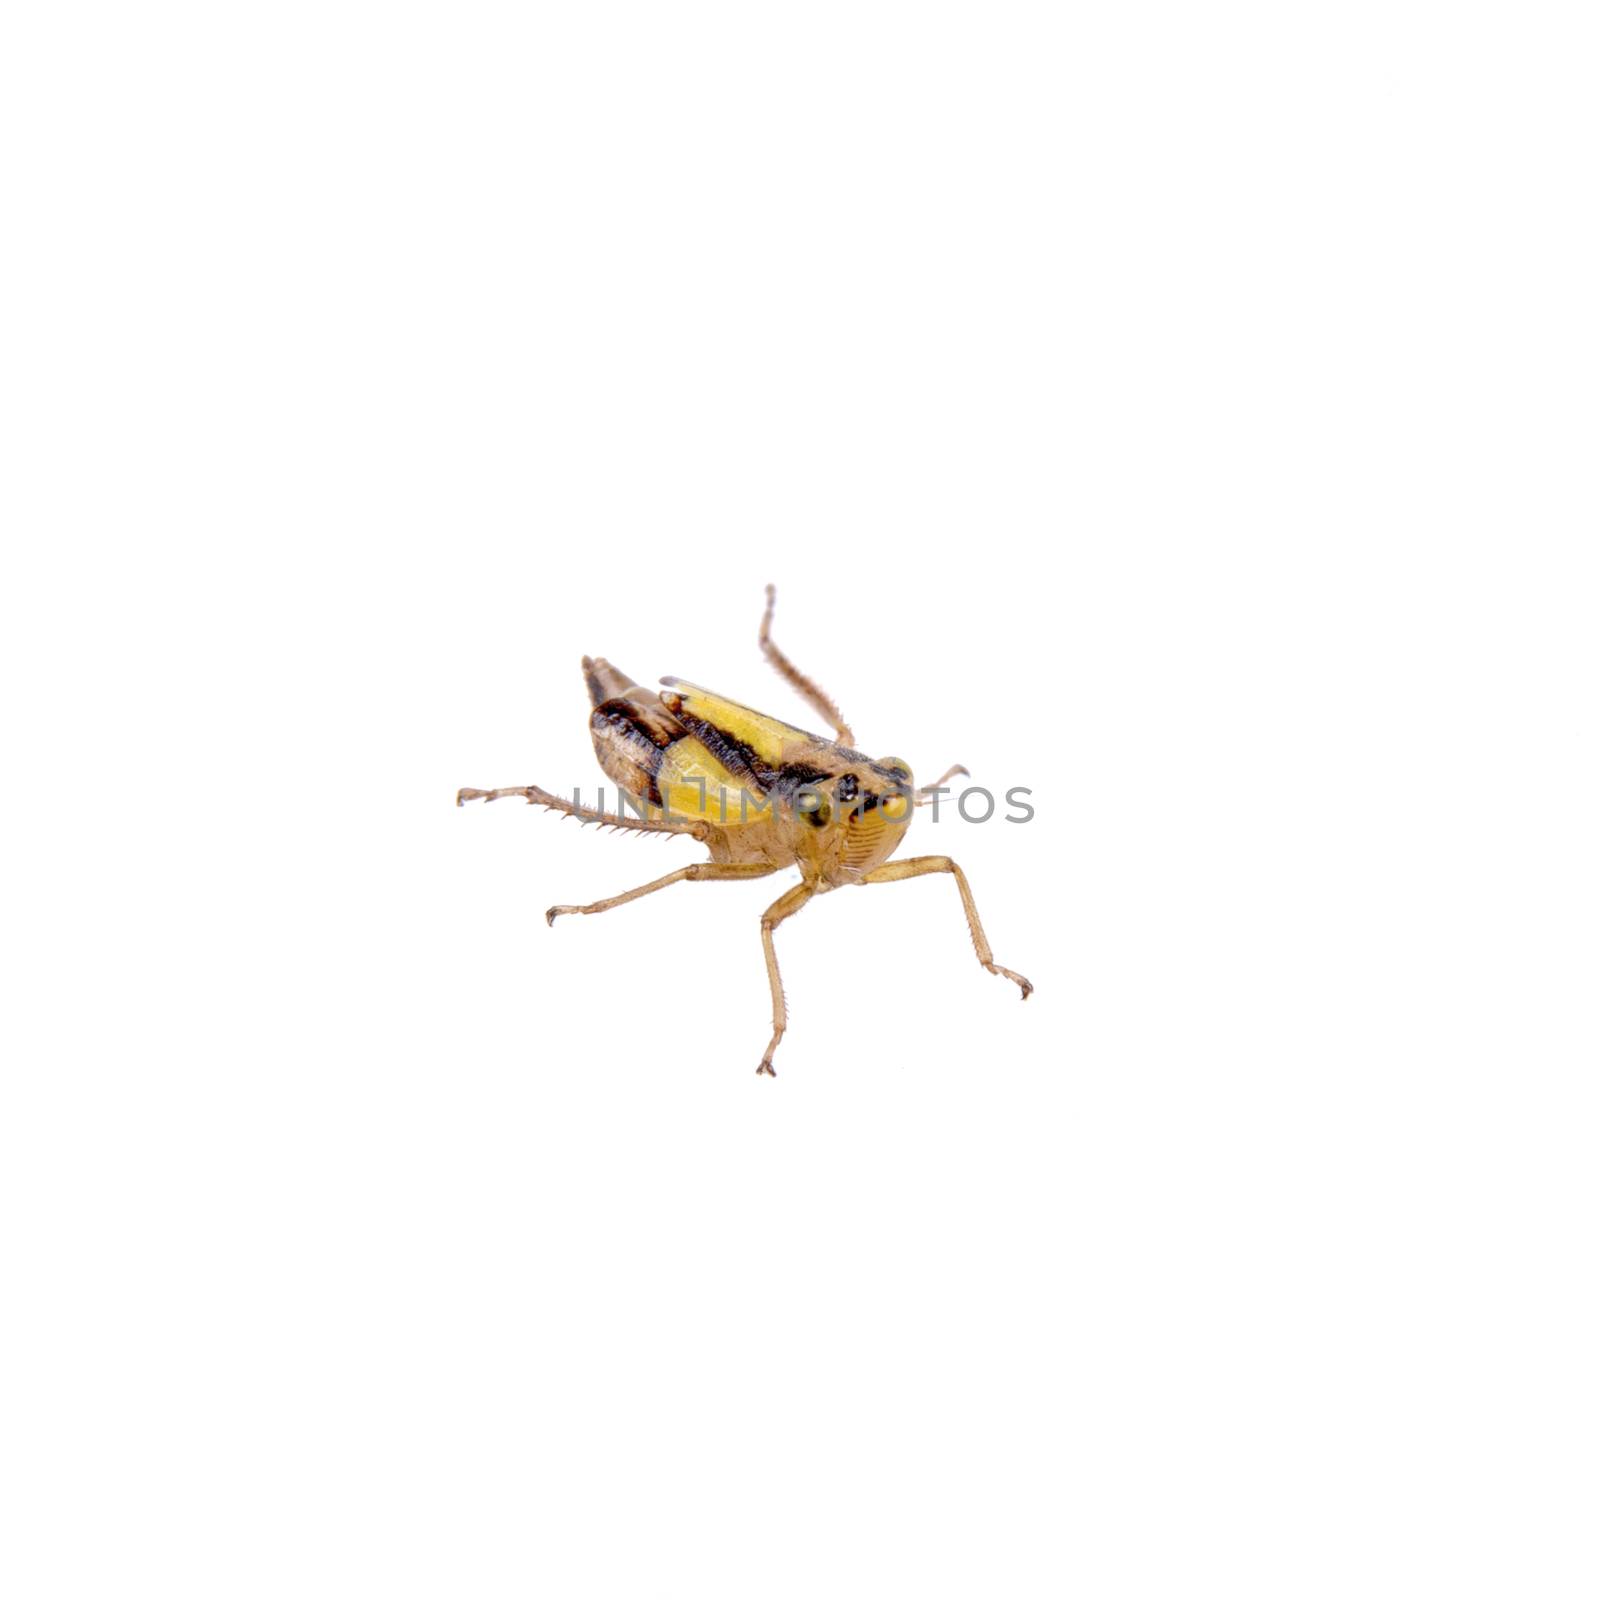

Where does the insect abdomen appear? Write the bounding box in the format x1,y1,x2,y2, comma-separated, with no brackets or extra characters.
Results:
582,657,685,808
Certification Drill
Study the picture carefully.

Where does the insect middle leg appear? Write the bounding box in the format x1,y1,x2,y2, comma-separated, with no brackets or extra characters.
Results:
858,855,1033,997
545,862,776,925
757,880,817,1076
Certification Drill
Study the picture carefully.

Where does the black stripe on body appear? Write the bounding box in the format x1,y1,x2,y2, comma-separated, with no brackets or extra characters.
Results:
774,761,834,789
767,760,842,826
595,699,679,748
592,699,680,807
668,711,782,795
868,760,906,784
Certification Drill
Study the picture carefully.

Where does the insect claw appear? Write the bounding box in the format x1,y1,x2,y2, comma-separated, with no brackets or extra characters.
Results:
986,961,1033,998
756,1061,777,1077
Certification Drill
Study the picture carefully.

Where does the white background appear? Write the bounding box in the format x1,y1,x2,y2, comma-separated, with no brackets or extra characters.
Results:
3,4,1597,1596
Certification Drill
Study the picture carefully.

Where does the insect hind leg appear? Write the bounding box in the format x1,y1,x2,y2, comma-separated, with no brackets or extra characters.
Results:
758,584,855,747
456,782,706,839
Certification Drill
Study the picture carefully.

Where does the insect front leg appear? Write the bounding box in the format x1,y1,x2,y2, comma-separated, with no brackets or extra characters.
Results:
858,855,1033,998
546,862,776,926
915,764,970,804
756,880,817,1076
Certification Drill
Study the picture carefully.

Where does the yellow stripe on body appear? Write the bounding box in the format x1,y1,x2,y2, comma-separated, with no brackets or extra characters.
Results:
659,679,825,765
657,735,769,826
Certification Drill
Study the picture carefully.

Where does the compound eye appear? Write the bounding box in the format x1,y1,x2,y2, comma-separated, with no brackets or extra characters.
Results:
836,774,859,803
879,757,912,782
797,787,832,828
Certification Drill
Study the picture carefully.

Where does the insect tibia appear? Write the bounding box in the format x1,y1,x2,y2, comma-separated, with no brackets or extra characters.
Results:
615,786,654,824
456,782,705,839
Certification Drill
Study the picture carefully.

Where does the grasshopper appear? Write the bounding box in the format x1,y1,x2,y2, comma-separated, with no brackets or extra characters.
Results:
458,586,1031,1076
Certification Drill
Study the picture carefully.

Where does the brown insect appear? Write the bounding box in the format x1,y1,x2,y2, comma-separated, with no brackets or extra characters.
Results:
458,586,1031,1076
